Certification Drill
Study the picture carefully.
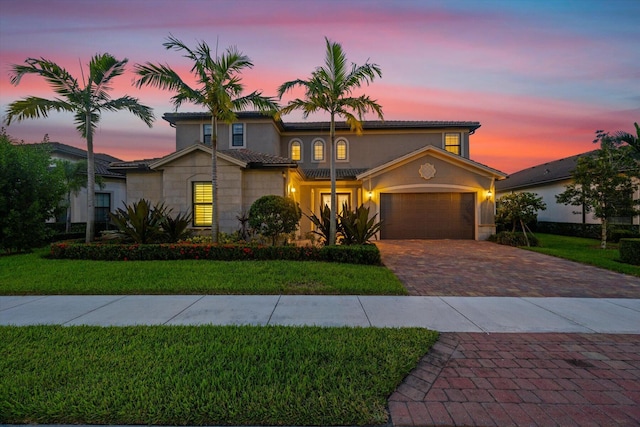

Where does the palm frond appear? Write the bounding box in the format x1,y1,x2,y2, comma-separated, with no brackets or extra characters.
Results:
89,54,127,96
101,96,155,127
232,91,279,114
73,110,100,138
5,97,74,125
9,58,80,97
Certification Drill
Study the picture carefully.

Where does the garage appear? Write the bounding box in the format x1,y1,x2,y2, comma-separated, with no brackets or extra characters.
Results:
380,193,475,239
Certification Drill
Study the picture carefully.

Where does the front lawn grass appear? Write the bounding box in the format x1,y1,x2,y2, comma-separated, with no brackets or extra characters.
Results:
525,233,640,277
0,325,437,425
0,248,406,295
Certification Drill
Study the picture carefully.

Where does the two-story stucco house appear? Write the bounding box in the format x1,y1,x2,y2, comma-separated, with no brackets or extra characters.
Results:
110,112,506,240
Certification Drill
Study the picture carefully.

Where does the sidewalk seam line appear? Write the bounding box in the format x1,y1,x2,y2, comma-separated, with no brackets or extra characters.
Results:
163,295,206,325
0,295,49,312
357,296,372,327
62,295,128,325
266,295,282,325
521,297,597,333
438,296,487,333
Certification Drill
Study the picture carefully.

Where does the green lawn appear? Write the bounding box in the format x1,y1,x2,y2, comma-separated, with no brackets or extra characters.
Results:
0,325,438,425
0,248,406,295
526,233,640,277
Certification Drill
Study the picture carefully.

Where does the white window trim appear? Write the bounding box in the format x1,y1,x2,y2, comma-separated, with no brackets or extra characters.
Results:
443,132,462,156
229,123,246,149
335,137,349,162
289,139,303,162
312,138,326,163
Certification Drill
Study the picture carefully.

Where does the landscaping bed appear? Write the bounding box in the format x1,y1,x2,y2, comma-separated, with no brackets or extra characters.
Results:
0,325,438,425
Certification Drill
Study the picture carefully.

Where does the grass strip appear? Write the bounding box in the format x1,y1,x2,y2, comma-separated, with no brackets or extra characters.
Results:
525,233,640,277
0,325,437,425
0,248,406,295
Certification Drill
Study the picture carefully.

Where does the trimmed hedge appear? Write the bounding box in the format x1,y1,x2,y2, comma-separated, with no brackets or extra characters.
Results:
488,231,540,247
619,239,640,265
49,242,382,265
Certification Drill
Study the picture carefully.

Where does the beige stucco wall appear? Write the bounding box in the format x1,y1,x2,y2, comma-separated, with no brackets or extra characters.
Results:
175,119,282,155
281,129,472,170
127,172,163,205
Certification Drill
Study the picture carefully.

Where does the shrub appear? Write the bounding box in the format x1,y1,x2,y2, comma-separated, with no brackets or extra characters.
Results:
109,199,193,244
339,203,382,245
49,242,381,265
305,204,337,246
609,228,640,243
109,199,167,244
619,238,640,265
248,195,301,246
489,231,540,247
0,133,66,253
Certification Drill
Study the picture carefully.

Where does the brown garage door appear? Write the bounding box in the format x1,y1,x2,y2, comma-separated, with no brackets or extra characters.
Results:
380,193,475,239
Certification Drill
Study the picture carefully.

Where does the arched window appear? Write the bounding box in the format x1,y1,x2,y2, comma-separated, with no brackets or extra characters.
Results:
290,140,302,161
336,138,348,161
312,139,325,162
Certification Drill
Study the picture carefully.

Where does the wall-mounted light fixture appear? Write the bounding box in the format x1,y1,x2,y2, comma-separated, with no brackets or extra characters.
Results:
368,191,373,200
486,190,493,200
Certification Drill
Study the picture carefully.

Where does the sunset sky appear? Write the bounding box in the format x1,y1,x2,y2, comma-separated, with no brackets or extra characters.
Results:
1,0,638,173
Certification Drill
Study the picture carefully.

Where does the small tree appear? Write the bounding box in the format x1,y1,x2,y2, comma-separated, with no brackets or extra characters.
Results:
248,195,301,246
496,192,546,247
0,131,66,253
556,131,640,249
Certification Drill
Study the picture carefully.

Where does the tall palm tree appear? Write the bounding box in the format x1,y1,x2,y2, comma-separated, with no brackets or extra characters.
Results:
5,54,154,242
278,37,383,245
614,122,640,154
134,35,278,242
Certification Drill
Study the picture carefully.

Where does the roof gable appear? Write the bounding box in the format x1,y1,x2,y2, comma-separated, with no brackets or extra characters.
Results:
357,145,506,180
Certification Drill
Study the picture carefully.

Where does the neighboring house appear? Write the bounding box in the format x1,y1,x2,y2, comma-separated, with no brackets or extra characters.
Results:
44,142,127,227
110,112,506,240
496,151,638,226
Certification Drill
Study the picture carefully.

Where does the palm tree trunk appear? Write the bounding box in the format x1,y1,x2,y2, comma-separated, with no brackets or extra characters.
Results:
66,192,72,233
601,218,608,249
211,115,219,243
329,113,337,245
85,113,95,243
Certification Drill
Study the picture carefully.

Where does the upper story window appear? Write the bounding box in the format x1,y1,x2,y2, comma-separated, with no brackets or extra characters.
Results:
203,124,212,145
336,138,348,161
289,139,302,161
444,133,461,155
312,139,325,162
231,123,245,147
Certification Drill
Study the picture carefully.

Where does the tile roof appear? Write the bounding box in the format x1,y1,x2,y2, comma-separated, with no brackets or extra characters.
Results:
218,149,296,166
28,142,125,178
496,151,596,191
161,112,481,133
301,168,369,180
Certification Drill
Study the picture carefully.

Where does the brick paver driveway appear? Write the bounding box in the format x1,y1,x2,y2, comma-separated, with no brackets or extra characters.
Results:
377,240,640,426
376,240,640,298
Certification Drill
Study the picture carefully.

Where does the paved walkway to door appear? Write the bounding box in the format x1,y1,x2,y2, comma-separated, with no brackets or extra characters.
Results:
376,240,640,298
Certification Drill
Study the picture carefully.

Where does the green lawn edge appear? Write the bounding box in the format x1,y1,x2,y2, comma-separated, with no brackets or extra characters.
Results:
0,248,406,296
0,325,438,425
523,233,640,277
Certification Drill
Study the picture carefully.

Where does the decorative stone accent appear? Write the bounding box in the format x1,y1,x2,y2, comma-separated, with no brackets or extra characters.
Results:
419,163,436,180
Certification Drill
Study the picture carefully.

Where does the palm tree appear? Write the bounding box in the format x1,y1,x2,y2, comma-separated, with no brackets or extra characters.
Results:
278,37,384,245
5,54,154,242
134,35,278,242
614,122,640,153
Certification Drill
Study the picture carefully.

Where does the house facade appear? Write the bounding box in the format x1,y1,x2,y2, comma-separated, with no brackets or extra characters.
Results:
495,151,639,226
45,142,126,228
110,112,506,240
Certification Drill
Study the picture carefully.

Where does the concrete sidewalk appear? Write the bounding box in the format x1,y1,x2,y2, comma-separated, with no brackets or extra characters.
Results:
2,295,639,333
